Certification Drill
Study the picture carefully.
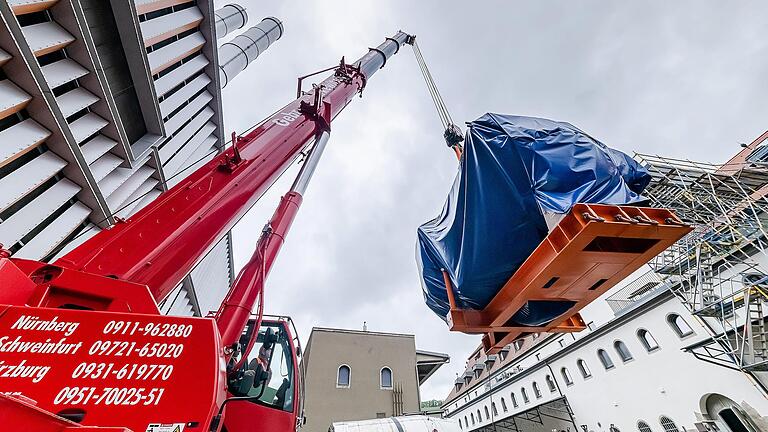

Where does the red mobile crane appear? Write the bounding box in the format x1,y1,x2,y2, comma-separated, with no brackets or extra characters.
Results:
0,30,414,432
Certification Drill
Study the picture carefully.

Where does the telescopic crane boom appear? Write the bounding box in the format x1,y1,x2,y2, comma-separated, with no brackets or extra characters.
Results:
0,30,414,432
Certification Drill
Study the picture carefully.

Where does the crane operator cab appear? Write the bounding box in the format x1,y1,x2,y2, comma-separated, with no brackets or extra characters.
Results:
224,316,304,432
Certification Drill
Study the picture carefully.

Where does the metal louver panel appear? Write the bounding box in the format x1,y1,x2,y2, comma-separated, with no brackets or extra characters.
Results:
0,118,51,169
134,0,190,16
164,133,216,183
105,166,154,210
0,178,80,246
0,80,32,120
0,151,66,213
153,54,208,96
147,32,205,75
50,222,98,261
141,7,203,47
80,135,117,164
41,58,88,89
115,178,159,218
158,73,210,118
159,108,214,162
132,189,162,214
15,202,90,260
89,152,122,182
0,48,11,67
162,283,195,316
9,0,59,15
57,87,100,118
164,91,212,135
190,236,232,315
21,21,75,57
69,112,108,144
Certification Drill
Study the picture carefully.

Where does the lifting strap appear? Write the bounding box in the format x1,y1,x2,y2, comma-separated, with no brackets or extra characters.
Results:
411,40,464,159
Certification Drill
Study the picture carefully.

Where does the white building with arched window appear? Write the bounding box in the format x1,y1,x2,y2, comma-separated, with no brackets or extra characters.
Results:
442,286,768,432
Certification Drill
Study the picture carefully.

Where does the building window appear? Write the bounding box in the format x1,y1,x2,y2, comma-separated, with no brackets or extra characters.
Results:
501,397,508,412
637,420,652,432
532,381,542,399
521,387,529,403
464,417,468,428
511,392,518,408
637,329,660,352
597,349,615,370
484,406,490,420
577,359,591,378
614,341,633,362
459,420,462,430
546,375,557,392
380,367,393,389
667,314,694,338
561,367,574,386
659,416,680,432
470,413,475,425
337,364,351,387
492,402,498,416
477,409,482,423
513,339,523,351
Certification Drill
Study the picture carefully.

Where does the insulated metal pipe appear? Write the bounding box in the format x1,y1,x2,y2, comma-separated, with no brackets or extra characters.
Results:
214,4,248,39
218,17,283,87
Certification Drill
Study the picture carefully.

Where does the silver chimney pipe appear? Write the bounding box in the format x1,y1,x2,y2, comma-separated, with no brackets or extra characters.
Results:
218,17,283,88
214,4,248,39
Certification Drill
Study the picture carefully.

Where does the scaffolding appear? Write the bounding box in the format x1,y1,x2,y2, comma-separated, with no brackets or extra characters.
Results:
633,153,768,372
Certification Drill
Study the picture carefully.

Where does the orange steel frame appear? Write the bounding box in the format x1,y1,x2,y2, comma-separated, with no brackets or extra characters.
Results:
443,203,692,354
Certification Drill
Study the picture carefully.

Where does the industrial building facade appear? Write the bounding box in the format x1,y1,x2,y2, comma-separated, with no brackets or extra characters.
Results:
0,1,279,316
302,327,449,432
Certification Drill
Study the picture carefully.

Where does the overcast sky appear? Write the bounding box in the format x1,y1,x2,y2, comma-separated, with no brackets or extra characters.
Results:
216,1,768,401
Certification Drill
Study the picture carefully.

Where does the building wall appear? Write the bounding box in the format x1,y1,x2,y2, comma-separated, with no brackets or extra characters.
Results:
444,294,768,432
303,328,421,432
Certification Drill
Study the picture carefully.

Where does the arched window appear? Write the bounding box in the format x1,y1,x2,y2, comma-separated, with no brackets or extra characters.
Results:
459,419,462,430
561,367,574,386
511,392,518,408
491,402,498,416
464,417,469,428
337,365,350,387
470,413,475,425
532,381,542,398
667,314,694,338
477,409,482,423
598,349,615,370
637,329,660,352
380,367,393,389
521,387,529,403
659,416,679,432
546,374,557,392
637,420,652,432
484,406,489,420
500,397,508,412
614,340,633,362
577,359,591,378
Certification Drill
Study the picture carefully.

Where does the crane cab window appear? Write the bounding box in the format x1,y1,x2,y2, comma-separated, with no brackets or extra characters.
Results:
242,321,295,412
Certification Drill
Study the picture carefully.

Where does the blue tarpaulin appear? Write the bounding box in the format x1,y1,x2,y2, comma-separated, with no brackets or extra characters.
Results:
417,114,651,323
